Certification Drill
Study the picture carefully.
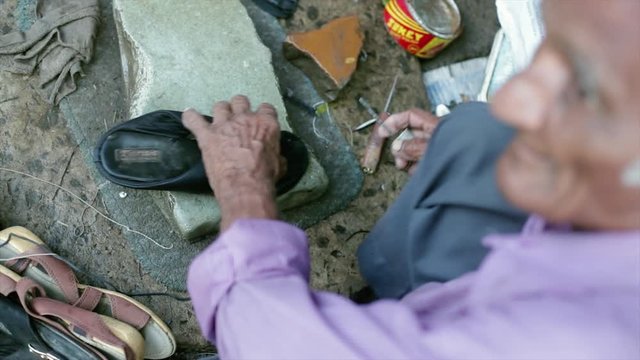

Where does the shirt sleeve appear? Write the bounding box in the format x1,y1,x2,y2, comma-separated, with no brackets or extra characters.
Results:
187,219,432,360
187,220,640,360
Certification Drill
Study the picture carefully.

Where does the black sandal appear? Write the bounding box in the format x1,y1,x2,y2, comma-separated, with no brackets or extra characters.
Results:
93,110,309,195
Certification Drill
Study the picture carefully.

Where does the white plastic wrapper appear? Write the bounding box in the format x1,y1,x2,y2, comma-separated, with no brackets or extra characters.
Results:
477,0,545,101
423,58,488,111
495,0,545,71
422,0,546,105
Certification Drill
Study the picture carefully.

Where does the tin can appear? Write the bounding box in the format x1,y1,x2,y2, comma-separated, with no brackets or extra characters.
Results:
383,0,462,59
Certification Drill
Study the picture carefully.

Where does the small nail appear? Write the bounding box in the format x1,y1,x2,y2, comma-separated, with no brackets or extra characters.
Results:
183,107,194,112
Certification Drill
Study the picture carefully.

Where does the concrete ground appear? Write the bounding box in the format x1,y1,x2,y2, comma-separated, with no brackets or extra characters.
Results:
0,0,497,357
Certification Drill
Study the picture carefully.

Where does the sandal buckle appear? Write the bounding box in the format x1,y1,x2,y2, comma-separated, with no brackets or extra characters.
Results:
28,344,61,360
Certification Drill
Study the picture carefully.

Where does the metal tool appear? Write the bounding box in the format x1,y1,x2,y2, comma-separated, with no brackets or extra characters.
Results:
391,103,450,153
354,118,377,131
382,75,399,114
354,97,379,131
361,74,400,174
354,75,401,131
358,97,379,119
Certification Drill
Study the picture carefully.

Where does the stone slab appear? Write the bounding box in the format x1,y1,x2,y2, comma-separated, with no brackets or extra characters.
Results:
113,0,328,240
169,157,328,238
58,0,362,290
114,1,288,121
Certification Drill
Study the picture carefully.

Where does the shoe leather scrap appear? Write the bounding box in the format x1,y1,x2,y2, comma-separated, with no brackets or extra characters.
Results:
283,15,364,101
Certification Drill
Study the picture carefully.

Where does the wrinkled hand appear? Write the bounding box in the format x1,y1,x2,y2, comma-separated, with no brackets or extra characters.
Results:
182,95,283,231
378,108,440,174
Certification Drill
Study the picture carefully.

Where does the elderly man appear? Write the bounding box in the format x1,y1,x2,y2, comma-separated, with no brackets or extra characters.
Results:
185,0,640,358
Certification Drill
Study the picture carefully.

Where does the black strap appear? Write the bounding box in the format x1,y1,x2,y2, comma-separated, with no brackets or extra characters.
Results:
0,336,23,358
251,0,298,18
0,296,61,359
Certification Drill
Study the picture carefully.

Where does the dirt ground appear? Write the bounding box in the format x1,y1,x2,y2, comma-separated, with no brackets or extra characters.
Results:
0,0,497,357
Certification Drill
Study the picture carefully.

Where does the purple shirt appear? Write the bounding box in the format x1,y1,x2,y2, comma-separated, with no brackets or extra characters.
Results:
188,217,640,359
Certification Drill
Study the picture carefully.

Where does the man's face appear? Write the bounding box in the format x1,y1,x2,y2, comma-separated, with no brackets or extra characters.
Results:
492,0,640,229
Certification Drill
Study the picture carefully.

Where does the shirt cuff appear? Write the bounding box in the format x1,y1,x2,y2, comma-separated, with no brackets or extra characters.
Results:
187,219,309,342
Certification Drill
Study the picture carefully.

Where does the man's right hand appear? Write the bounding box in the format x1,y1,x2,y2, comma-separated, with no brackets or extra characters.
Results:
378,108,440,174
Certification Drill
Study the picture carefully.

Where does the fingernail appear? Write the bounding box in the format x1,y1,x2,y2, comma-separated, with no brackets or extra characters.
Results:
379,122,393,137
183,107,194,112
392,140,402,152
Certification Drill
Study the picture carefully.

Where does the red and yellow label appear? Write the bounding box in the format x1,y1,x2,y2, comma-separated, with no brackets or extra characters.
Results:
383,0,459,59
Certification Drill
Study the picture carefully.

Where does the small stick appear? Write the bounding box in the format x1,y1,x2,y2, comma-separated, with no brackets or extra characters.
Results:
0,96,18,105
52,145,78,201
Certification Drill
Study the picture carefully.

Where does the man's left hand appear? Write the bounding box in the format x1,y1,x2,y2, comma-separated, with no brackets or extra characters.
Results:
182,95,283,231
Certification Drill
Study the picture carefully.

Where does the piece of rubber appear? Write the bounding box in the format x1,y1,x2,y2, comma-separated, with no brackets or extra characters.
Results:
93,110,309,195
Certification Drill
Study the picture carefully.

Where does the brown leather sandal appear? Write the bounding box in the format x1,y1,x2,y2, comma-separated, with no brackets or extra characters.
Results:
0,265,144,360
0,227,176,359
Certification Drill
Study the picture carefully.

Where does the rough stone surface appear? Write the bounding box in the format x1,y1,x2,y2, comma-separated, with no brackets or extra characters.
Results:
284,15,363,101
113,0,328,240
114,0,287,120
170,158,328,239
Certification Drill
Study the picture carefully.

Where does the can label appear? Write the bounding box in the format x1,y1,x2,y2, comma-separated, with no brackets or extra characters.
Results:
383,0,459,59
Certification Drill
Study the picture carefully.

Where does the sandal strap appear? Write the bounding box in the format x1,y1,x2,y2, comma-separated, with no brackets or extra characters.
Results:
14,278,77,343
0,271,17,295
0,272,108,360
15,278,133,360
6,244,151,331
74,285,102,310
5,257,29,273
108,293,150,330
29,297,136,360
0,274,76,355
6,245,81,304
